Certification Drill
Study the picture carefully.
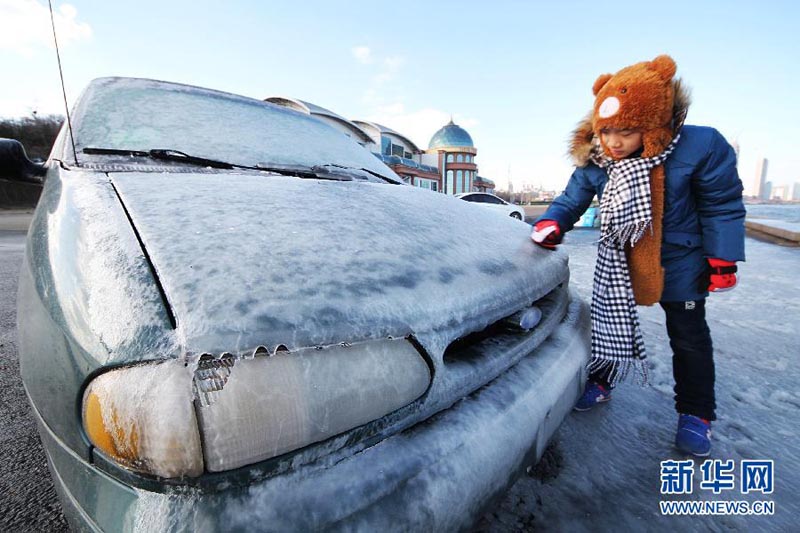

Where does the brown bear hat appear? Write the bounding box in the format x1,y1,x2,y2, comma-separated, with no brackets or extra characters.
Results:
568,55,691,305
569,55,691,166
593,55,677,158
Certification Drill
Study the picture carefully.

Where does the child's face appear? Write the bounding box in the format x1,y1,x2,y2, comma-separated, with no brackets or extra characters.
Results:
600,128,643,159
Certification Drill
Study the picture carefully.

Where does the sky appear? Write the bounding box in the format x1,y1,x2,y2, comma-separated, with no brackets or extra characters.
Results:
1,0,798,193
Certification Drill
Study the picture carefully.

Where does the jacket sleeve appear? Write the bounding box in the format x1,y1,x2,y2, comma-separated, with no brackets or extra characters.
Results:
692,129,746,261
539,166,598,233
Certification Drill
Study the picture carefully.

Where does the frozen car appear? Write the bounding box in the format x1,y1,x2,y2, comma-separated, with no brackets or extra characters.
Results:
6,77,590,532
455,191,526,220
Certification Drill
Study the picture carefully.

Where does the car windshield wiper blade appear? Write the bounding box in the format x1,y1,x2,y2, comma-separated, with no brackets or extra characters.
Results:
256,163,352,181
312,163,400,184
83,147,353,180
83,147,237,169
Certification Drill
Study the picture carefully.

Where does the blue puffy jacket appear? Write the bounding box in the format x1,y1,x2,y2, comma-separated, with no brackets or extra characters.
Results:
542,125,746,302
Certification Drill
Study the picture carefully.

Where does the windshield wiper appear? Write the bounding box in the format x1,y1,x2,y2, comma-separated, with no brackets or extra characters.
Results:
83,147,237,169
311,163,400,184
256,163,351,181
83,147,353,180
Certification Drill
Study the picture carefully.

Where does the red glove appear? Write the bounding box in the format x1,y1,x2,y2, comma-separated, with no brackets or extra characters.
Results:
707,258,738,292
530,220,562,250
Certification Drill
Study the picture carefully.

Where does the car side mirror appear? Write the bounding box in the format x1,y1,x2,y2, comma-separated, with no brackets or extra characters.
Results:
0,138,47,184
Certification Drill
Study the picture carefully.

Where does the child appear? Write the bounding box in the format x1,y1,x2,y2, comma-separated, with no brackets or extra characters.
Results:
531,55,745,457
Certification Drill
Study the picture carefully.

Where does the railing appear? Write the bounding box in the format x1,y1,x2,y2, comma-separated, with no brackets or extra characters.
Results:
373,153,438,173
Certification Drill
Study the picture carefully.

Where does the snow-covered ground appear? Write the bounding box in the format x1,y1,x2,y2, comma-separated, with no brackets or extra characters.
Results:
481,211,799,532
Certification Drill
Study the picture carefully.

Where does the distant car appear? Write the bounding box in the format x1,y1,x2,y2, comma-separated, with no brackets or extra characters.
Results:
456,192,526,220
5,77,590,531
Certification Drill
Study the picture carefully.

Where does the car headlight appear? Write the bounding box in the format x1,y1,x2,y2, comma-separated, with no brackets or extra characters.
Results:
82,360,204,478
82,338,431,477
195,338,431,472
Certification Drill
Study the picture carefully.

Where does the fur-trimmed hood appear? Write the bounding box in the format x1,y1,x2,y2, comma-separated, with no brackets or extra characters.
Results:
568,79,692,167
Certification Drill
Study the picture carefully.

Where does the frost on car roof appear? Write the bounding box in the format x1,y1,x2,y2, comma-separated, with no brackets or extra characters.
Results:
68,77,398,180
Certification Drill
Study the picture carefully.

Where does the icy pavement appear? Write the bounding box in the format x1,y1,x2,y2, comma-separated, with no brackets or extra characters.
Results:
480,229,799,532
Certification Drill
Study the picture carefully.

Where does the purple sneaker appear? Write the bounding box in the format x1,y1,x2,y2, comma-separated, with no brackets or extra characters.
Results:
675,414,712,457
574,381,611,411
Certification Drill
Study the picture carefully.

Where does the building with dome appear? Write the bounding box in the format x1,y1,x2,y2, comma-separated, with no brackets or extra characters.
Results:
426,119,494,195
263,95,493,194
352,120,441,189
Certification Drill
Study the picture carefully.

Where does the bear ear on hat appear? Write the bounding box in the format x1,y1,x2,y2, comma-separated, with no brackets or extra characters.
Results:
650,55,677,81
592,73,613,96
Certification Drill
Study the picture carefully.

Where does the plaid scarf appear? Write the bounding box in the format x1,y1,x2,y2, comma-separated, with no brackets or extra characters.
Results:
587,135,680,386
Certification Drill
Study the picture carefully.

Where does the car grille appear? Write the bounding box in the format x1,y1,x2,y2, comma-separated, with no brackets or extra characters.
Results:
434,282,571,401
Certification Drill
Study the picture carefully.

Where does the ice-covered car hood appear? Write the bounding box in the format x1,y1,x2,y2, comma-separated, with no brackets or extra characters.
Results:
111,171,568,357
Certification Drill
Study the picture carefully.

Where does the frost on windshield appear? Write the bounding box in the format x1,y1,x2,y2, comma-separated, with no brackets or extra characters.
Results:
111,172,568,361
69,77,395,179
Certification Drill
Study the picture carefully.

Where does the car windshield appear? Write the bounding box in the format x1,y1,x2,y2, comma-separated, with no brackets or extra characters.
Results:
67,77,399,183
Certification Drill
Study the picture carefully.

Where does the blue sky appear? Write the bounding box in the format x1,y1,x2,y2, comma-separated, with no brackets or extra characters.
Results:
1,0,798,192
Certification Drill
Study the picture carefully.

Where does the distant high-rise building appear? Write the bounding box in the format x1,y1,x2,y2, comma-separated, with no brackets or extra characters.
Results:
754,157,768,199
793,182,800,201
763,181,772,201
731,140,740,162
771,185,788,201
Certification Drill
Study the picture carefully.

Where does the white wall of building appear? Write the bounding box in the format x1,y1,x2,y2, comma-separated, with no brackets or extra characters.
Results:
420,153,438,167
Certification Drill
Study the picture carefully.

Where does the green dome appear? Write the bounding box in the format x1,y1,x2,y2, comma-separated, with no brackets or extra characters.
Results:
428,120,474,149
